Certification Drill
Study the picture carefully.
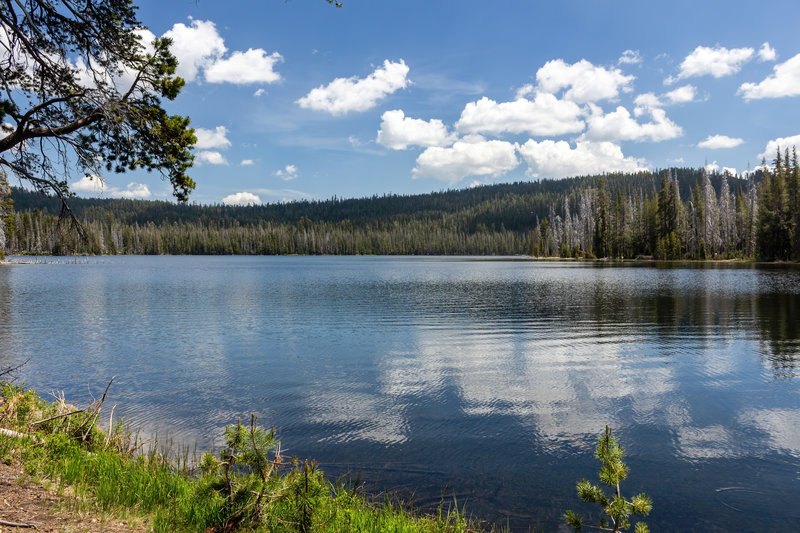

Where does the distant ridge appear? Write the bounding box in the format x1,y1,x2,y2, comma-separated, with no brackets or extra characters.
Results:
6,168,759,257
11,168,747,228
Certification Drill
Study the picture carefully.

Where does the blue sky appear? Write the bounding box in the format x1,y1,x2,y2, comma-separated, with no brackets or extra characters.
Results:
72,0,800,205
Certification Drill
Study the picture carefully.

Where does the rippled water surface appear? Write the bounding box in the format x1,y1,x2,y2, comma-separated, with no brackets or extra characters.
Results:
1,256,799,531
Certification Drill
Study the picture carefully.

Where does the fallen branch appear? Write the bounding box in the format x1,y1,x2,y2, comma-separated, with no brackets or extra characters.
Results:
0,428,41,443
76,377,115,441
0,518,38,529
0,358,30,381
31,409,84,425
97,377,115,406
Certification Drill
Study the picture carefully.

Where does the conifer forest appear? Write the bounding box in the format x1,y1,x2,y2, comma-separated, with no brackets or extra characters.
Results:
2,148,800,262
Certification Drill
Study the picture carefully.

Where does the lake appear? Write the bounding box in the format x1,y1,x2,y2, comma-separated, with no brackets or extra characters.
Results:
0,256,798,531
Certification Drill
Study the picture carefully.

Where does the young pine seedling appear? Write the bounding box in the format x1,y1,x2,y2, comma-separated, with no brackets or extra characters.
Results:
564,425,652,533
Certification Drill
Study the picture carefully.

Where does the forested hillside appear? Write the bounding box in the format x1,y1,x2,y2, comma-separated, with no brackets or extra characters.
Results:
4,158,796,261
532,149,800,261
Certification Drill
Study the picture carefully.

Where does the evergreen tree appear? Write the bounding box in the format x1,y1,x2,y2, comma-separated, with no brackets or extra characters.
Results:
790,147,800,259
656,171,682,259
0,171,11,259
593,177,612,258
758,149,792,260
565,426,652,533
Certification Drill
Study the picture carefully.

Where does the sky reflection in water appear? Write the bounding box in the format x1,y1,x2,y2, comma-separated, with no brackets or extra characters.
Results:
0,256,798,531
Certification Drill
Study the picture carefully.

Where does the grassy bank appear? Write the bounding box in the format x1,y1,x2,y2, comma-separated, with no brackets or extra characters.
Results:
0,381,490,532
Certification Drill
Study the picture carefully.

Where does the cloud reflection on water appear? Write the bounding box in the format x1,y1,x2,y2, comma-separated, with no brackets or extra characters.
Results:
1,258,800,531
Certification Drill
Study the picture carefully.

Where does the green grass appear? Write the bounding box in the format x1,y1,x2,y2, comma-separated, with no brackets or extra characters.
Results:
0,382,493,532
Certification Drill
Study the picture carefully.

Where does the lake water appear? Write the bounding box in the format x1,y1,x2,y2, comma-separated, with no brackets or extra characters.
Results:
1,256,799,531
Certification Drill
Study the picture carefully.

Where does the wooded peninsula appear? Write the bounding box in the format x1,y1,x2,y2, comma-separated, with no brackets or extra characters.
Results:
3,150,800,262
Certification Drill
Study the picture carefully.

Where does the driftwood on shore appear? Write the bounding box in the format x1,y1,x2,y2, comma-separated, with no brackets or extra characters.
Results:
0,427,40,443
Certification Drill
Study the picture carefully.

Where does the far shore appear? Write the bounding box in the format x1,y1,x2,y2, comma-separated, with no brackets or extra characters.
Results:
1,253,797,266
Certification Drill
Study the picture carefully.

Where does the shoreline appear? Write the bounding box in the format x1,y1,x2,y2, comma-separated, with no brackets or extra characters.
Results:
2,252,796,265
0,381,495,532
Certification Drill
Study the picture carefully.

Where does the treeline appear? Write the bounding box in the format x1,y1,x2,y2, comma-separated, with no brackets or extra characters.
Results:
4,172,669,256
7,212,530,255
2,158,797,260
532,148,798,261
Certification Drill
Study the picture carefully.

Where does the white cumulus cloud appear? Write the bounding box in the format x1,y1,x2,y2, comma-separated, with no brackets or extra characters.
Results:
205,49,283,84
698,134,744,149
618,49,642,65
376,110,455,150
535,59,634,103
758,134,800,160
115,183,152,199
251,188,314,203
455,93,585,137
196,150,228,165
515,83,536,99
633,92,662,110
222,192,261,206
518,139,648,179
413,137,519,183
634,85,697,111
582,104,683,143
163,19,283,85
71,175,104,194
739,53,800,100
663,84,697,104
297,59,410,115
71,176,151,199
758,42,777,62
274,164,298,181
163,19,226,82
194,126,231,149
240,159,254,166
668,45,754,83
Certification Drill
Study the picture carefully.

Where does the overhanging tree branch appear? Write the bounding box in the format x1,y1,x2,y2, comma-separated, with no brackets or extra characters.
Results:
0,154,85,236
0,0,196,207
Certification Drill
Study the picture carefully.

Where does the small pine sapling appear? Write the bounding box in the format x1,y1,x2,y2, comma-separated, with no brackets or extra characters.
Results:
565,425,652,533
287,459,328,533
198,414,283,529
